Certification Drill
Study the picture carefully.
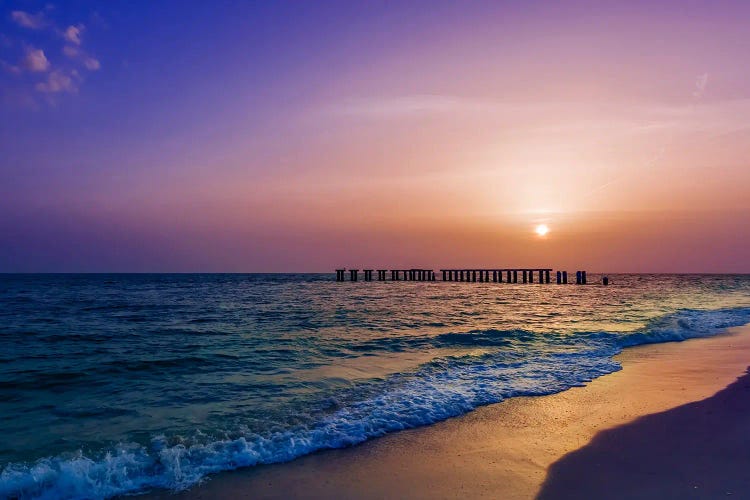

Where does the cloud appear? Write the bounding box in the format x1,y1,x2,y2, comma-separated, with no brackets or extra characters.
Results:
62,45,79,58
0,60,21,75
23,48,50,72
10,10,48,30
333,95,488,117
35,69,78,93
693,73,709,99
63,24,84,45
62,46,100,71
83,57,100,71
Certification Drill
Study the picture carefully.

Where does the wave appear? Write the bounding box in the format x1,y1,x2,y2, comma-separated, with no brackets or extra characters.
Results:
2,307,749,500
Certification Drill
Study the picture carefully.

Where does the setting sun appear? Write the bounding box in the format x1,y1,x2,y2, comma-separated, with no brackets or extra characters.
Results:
535,224,550,237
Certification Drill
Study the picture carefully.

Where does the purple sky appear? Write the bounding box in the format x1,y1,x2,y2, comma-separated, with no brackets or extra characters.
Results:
1,1,749,272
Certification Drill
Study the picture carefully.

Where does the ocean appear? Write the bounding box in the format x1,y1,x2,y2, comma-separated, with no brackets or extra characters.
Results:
1,273,749,499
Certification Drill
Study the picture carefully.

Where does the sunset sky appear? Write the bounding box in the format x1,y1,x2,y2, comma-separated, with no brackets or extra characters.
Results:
1,1,749,272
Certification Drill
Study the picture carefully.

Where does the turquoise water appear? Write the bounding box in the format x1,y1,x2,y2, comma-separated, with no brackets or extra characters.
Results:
1,273,749,499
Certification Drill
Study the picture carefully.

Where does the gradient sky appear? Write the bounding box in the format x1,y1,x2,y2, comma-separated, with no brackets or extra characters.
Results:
1,0,749,272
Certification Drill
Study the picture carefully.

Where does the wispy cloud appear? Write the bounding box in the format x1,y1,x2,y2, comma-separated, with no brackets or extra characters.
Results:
63,24,84,45
62,45,99,71
62,45,79,58
23,48,50,72
83,57,100,71
10,10,48,30
35,69,78,93
0,60,21,75
693,73,709,99
332,95,488,117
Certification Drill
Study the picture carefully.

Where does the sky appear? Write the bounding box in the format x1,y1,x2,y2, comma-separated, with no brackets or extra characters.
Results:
1,0,749,272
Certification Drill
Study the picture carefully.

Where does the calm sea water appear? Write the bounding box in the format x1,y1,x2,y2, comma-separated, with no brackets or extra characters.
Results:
1,273,750,499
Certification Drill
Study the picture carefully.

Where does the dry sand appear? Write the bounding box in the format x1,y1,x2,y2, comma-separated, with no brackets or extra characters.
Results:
146,324,750,499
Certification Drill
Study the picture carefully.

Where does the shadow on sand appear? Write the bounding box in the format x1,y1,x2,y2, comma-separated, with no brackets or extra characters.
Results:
538,368,750,499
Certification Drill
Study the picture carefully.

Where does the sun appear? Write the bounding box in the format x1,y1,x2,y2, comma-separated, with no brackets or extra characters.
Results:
535,224,549,237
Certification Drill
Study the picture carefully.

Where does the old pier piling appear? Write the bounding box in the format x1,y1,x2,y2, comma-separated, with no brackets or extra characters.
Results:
335,268,590,284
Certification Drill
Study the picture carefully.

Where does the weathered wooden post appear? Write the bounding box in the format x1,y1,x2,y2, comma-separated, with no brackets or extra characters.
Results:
562,271,568,284
556,271,562,284
603,275,609,285
545,270,550,283
529,270,534,283
472,270,477,282
582,271,587,285
522,270,528,283
350,269,359,281
576,271,582,285
513,270,518,283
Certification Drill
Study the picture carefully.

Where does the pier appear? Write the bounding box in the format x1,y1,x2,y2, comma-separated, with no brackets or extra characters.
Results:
336,268,592,284
440,269,552,283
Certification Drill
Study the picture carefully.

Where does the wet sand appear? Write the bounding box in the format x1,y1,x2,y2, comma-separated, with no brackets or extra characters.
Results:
146,324,750,499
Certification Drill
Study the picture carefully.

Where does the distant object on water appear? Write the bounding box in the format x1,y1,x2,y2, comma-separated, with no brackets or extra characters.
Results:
336,268,592,285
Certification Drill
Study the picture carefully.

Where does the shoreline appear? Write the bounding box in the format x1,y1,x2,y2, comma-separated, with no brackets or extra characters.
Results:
145,324,750,499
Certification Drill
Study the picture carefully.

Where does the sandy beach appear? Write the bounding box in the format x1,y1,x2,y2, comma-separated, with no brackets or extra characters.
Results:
145,324,750,499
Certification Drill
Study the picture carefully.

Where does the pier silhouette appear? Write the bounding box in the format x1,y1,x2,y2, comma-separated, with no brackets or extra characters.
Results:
336,268,591,284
